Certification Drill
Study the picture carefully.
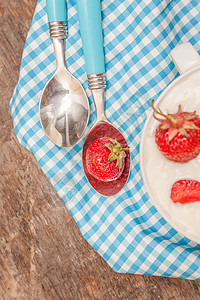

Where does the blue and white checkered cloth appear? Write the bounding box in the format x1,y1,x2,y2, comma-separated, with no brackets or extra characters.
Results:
10,0,200,279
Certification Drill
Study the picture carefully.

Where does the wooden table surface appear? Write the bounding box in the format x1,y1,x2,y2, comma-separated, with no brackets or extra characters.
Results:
1,0,200,299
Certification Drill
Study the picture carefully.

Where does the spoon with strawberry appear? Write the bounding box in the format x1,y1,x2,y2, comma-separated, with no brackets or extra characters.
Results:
76,0,130,196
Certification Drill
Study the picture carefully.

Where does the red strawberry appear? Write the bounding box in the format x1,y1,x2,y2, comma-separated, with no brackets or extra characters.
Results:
152,100,200,162
86,137,127,182
171,180,200,204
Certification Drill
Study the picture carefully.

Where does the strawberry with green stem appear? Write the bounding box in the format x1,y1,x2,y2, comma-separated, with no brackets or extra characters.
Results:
152,100,200,162
86,137,127,182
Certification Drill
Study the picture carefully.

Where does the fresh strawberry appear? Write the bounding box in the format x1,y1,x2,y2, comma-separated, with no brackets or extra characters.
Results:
152,100,200,162
171,180,200,204
86,137,127,182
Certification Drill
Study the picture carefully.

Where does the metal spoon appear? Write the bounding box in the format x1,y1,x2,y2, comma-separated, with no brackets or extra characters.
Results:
39,0,89,148
77,0,130,196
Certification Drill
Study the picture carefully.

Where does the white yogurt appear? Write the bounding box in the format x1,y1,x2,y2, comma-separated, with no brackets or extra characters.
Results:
141,68,200,243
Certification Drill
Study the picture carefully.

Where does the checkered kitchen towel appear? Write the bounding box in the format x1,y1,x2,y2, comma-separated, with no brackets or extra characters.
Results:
10,0,200,279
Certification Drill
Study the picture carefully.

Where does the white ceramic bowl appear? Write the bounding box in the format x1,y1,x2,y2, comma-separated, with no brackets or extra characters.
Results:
140,43,200,244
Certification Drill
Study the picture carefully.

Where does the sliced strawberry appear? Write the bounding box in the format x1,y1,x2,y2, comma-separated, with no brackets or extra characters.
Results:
171,180,200,204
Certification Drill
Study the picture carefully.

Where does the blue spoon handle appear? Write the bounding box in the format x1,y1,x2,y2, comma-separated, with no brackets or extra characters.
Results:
46,0,67,23
76,0,105,75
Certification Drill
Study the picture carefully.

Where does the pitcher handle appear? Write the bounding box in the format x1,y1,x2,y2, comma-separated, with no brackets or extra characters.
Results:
170,43,200,75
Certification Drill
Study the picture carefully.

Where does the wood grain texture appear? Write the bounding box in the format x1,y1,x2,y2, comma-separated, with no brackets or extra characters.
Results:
1,0,200,299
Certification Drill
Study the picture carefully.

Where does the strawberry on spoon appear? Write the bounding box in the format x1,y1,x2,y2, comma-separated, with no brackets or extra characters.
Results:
152,100,200,162
171,179,200,204
86,137,127,182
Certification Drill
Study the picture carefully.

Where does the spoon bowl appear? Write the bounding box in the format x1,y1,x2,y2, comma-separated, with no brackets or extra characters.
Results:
82,120,130,196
